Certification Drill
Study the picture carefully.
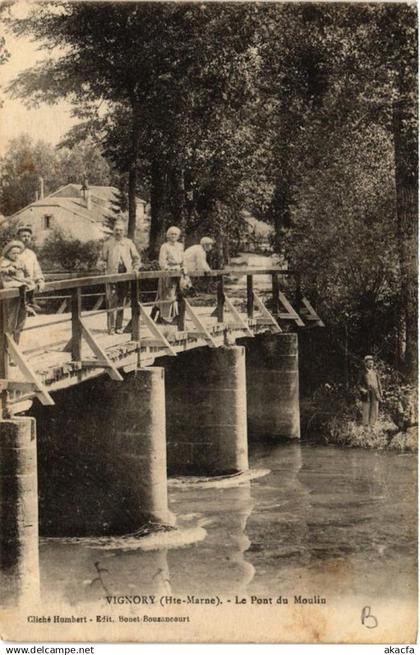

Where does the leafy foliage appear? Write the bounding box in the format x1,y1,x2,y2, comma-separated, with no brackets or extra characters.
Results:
39,228,101,272
0,134,117,215
3,2,417,376
0,216,20,251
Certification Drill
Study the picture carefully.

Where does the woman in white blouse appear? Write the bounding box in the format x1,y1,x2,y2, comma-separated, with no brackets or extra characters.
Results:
157,226,184,323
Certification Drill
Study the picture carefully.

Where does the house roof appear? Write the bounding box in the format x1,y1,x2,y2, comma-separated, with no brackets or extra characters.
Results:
10,184,146,231
49,184,146,206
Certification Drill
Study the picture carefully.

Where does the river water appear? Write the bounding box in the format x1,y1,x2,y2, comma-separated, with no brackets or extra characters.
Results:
39,441,417,610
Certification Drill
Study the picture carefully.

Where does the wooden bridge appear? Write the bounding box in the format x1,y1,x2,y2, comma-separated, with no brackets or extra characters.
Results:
0,267,322,417
0,266,324,607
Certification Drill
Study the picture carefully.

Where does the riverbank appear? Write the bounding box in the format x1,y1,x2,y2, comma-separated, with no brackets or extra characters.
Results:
301,379,418,453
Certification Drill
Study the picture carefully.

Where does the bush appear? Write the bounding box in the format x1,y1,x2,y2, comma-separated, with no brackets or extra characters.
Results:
40,229,102,272
302,360,418,452
0,218,22,253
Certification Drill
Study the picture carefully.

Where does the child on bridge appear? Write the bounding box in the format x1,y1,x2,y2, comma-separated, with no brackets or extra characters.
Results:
0,240,36,344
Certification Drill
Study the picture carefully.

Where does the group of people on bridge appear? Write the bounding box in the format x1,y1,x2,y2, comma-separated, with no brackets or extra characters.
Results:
98,220,214,333
0,221,383,429
0,220,215,339
0,225,45,343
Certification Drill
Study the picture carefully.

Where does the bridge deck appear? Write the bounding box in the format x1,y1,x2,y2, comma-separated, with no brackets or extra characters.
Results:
0,268,322,414
6,298,273,413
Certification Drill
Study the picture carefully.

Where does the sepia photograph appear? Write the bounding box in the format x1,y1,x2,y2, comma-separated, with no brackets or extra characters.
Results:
0,0,417,646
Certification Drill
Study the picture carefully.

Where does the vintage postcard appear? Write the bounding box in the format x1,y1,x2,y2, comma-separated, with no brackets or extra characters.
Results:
0,0,417,645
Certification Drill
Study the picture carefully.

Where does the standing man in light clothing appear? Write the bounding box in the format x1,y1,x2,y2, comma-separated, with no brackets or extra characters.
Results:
17,224,45,313
17,225,45,292
360,355,383,427
100,220,141,334
183,237,214,274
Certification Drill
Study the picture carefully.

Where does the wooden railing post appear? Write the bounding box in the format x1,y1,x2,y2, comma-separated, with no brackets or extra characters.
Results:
272,273,280,315
247,275,254,319
131,276,140,341
105,283,112,334
0,298,9,417
70,288,82,361
217,275,225,323
177,279,186,332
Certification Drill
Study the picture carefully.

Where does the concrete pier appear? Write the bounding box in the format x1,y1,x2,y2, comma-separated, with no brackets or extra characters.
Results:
164,346,249,476
0,417,40,606
243,333,300,439
99,367,173,530
36,367,172,536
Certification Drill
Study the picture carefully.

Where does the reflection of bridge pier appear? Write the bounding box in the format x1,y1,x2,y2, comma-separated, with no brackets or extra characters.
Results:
168,482,255,595
39,541,171,607
0,267,321,605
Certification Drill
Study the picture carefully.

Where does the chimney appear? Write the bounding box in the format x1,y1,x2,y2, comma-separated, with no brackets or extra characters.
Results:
39,176,44,199
81,179,91,210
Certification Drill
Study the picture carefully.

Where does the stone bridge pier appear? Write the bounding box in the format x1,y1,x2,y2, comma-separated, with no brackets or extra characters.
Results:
25,367,172,538
0,334,301,605
162,345,248,476
241,333,300,440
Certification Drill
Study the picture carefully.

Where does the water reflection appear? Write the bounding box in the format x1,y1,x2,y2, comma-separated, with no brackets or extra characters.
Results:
246,443,417,604
40,543,171,606
36,443,416,608
168,481,255,594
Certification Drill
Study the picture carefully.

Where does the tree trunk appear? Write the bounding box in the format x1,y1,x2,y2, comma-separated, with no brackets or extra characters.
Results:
127,166,137,240
149,158,169,260
396,312,406,370
271,175,292,252
127,101,141,240
169,167,187,234
392,100,418,381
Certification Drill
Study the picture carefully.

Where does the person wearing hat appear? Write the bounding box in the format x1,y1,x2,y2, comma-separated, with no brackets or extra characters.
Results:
0,240,35,343
16,224,45,293
183,236,214,275
360,355,383,427
99,220,141,334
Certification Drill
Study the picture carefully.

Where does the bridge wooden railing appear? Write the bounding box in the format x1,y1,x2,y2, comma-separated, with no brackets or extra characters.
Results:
0,267,323,415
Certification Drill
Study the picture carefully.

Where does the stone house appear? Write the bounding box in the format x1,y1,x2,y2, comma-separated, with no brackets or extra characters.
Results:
6,181,150,248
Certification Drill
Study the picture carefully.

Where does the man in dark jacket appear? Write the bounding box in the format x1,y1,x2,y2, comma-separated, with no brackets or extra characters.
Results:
360,355,383,427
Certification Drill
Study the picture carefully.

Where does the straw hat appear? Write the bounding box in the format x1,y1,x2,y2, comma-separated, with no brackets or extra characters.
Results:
2,240,25,258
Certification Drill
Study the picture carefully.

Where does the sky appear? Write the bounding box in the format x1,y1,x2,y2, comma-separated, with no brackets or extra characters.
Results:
0,2,77,155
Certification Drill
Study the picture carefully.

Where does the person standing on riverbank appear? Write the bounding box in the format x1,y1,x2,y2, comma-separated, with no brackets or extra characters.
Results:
360,355,383,427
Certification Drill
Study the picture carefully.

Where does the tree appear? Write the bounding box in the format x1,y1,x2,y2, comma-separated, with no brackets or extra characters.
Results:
0,134,59,214
5,3,416,377
250,3,417,377
7,3,264,256
0,134,115,215
284,121,400,358
0,1,11,88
